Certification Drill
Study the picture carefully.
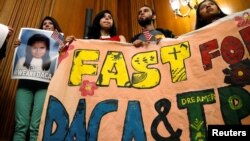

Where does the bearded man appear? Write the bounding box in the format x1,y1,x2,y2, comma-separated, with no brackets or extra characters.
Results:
130,5,175,47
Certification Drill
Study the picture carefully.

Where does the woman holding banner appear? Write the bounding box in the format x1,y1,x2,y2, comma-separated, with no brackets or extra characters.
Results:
87,9,126,42
195,0,227,29
64,9,126,45
13,16,62,141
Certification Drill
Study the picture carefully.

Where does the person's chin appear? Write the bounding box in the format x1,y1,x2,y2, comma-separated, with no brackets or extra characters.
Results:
45,28,52,31
104,26,110,28
139,18,146,21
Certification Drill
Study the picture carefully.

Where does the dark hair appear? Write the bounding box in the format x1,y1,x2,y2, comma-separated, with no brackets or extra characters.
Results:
139,5,156,16
138,5,156,23
87,10,117,39
39,16,62,32
195,0,227,29
23,34,51,71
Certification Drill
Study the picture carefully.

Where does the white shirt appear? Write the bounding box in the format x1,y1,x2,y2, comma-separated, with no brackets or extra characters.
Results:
0,24,9,48
16,57,43,71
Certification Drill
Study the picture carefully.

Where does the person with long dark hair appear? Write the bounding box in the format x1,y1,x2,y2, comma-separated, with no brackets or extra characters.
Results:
39,16,62,32
87,9,126,41
195,0,227,29
13,16,62,141
65,9,126,44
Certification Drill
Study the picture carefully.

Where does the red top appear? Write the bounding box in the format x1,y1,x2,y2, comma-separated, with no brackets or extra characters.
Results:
100,35,120,41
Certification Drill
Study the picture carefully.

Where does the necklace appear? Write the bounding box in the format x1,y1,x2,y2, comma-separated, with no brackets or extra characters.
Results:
101,35,111,39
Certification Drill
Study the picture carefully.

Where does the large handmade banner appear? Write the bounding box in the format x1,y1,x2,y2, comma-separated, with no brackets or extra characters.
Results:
11,28,63,82
38,9,250,141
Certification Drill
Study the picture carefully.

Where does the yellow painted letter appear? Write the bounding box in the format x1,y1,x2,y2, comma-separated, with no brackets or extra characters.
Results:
132,51,160,88
97,51,130,87
69,49,99,85
160,41,191,83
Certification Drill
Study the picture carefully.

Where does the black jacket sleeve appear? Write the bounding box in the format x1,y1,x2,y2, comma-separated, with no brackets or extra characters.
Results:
155,28,175,38
129,33,141,43
0,41,7,60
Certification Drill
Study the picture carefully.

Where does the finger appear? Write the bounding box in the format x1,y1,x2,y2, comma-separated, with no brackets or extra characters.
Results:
8,26,14,32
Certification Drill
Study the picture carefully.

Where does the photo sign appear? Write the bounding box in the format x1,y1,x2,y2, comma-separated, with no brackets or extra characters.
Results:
12,28,63,82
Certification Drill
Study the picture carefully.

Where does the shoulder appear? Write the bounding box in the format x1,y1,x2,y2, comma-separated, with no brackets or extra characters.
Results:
156,28,175,38
119,35,126,42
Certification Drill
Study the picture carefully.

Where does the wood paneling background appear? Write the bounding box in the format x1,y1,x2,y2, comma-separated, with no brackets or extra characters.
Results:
0,0,249,140
0,0,55,140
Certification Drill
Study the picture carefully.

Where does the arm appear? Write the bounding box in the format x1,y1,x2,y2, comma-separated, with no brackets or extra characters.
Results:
119,35,126,42
65,35,76,44
132,39,145,48
130,33,145,48
59,35,76,53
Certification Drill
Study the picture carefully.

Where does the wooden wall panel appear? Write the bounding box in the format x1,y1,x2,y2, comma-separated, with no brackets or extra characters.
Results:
0,0,15,24
117,0,131,40
51,0,95,38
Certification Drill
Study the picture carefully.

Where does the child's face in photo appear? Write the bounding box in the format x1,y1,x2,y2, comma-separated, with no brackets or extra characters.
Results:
31,41,47,58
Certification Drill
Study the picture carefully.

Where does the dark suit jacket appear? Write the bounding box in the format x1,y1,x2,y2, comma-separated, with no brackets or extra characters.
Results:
0,41,7,60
